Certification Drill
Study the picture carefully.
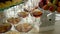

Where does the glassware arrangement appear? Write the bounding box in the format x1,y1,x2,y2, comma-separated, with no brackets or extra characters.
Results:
0,0,59,34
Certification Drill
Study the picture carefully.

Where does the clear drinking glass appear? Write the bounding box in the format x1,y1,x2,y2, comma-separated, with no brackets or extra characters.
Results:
22,18,34,34
31,10,43,26
4,7,19,31
17,11,29,23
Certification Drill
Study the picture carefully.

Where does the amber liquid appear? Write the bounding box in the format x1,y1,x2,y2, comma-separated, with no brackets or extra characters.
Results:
18,12,28,18
32,11,42,17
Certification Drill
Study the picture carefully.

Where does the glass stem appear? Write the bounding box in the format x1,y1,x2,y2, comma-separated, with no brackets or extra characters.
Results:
39,17,41,26
26,17,28,23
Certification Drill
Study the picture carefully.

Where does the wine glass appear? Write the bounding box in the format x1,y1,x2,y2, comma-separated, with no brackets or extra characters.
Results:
22,19,34,34
17,11,29,22
31,9,43,26
5,7,20,31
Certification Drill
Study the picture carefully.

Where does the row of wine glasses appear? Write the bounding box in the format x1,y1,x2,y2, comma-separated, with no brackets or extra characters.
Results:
2,0,43,34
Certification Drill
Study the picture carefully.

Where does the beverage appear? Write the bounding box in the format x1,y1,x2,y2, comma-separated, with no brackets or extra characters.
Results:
31,11,42,18
18,12,28,18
